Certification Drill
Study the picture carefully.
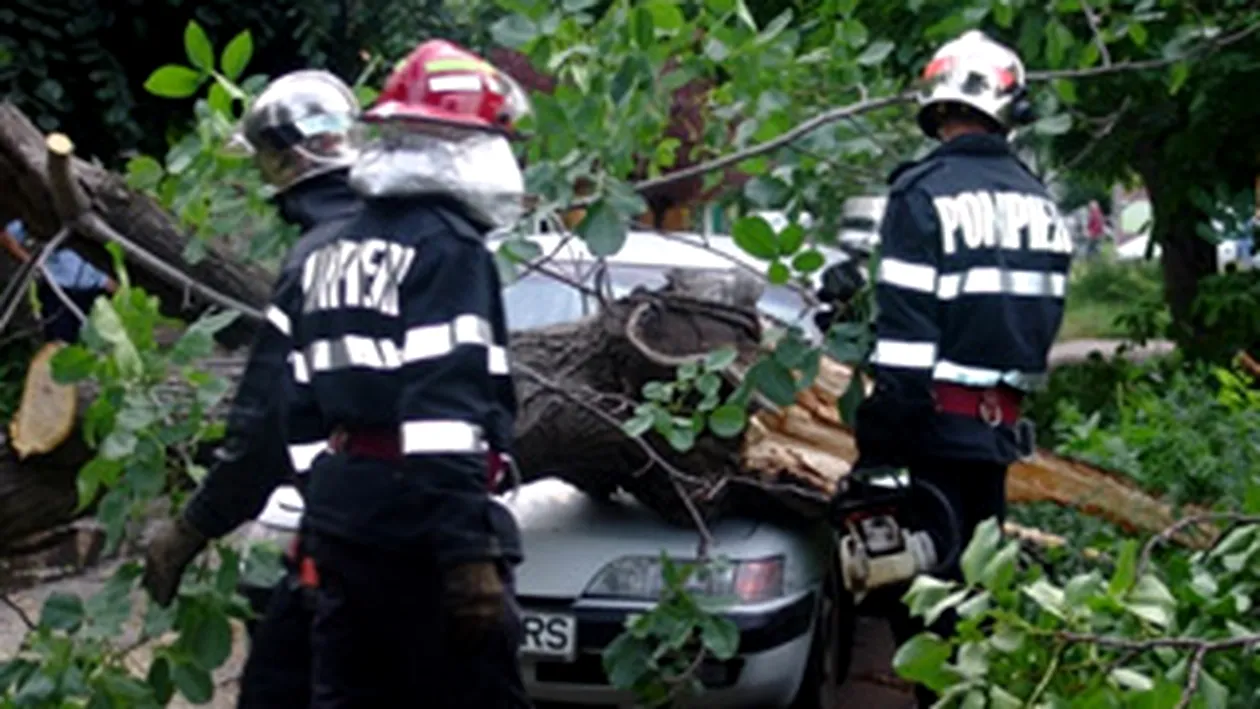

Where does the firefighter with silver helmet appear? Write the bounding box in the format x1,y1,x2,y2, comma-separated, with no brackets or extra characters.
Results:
286,40,531,707
140,69,365,708
827,31,1073,707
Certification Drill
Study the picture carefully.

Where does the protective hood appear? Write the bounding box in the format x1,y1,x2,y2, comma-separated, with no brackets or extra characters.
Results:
348,126,525,232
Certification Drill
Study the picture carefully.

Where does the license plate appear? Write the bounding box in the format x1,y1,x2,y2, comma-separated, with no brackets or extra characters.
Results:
519,611,577,660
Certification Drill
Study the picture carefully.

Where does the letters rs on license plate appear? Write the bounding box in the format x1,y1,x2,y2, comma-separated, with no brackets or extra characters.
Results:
519,611,577,661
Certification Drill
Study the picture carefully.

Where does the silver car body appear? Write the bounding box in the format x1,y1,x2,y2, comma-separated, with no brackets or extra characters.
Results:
239,229,846,708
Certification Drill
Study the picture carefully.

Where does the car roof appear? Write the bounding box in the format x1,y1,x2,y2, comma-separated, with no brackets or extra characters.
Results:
490,229,846,280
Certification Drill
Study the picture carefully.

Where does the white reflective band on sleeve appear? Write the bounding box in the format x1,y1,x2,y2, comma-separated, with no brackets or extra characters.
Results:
933,360,1047,391
308,335,402,373
288,441,327,474
290,351,311,384
403,314,496,364
872,339,937,369
488,346,509,375
936,268,1066,301
400,420,488,455
266,305,291,337
878,258,937,294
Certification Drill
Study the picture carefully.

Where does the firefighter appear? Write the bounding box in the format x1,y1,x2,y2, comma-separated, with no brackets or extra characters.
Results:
139,69,365,708
834,30,1072,706
291,40,531,707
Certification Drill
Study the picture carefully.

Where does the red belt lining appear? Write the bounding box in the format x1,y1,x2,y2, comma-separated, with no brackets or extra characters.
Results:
932,383,1023,426
328,429,402,461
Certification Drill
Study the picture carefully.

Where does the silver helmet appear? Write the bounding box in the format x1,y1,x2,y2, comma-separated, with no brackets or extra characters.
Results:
234,70,361,192
917,31,1031,139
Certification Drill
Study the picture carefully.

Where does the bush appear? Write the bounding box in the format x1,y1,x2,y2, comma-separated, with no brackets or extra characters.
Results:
1059,256,1169,341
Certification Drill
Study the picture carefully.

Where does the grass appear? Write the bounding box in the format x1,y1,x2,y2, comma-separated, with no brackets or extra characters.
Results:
1058,253,1166,342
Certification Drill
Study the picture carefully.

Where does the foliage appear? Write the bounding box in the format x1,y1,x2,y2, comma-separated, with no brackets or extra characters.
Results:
0,246,278,706
124,22,296,266
895,517,1260,708
601,554,740,707
1062,255,1168,342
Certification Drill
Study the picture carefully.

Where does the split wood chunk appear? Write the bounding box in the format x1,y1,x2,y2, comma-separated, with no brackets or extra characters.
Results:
7,342,77,460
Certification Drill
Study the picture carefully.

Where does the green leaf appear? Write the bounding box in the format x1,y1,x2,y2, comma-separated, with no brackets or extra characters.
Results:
1110,667,1155,691
643,0,684,30
490,15,538,49
1108,539,1138,596
50,344,96,383
1168,61,1190,95
778,224,806,255
792,249,825,273
959,518,1002,586
1033,112,1073,136
857,40,895,66
1022,577,1067,619
747,358,797,406
955,641,988,679
665,424,696,452
699,615,740,659
147,656,174,704
171,661,213,704
220,30,253,82
732,216,779,260
743,176,790,208
631,5,654,47
1128,22,1149,48
184,609,234,669
623,412,654,437
892,633,952,685
978,542,1019,592
708,405,747,438
183,21,214,72
144,65,204,99
577,199,628,257
768,261,791,284
563,0,599,9
1124,574,1176,628
704,347,738,371
602,633,651,689
125,154,165,192
40,592,84,632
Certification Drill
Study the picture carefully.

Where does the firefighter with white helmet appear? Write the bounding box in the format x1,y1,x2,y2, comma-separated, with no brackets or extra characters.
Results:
828,31,1073,707
284,41,532,706
141,69,365,708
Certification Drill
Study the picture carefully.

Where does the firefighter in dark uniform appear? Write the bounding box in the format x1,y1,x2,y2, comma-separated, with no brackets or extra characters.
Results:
833,31,1073,707
139,70,365,708
290,40,532,707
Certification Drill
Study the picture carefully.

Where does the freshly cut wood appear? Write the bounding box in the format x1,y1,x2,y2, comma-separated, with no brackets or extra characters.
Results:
7,342,78,460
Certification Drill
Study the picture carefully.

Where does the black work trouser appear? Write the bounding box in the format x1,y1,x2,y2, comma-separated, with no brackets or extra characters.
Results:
303,530,532,709
870,459,1009,708
237,562,313,709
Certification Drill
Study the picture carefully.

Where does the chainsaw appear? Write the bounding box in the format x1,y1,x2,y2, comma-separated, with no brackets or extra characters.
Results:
829,469,961,602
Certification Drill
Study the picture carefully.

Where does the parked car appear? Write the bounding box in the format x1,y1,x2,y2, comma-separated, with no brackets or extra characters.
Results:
236,229,855,708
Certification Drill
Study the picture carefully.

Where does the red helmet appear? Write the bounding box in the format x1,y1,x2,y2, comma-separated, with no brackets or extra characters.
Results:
364,40,529,135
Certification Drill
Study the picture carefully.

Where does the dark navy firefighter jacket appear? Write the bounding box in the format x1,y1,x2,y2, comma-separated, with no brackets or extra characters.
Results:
182,171,362,540
855,134,1073,467
282,195,521,567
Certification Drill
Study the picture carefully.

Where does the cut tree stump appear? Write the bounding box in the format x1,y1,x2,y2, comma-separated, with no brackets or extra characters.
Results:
8,342,77,460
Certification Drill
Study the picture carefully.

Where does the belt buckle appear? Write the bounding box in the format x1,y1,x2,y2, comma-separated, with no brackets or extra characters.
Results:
328,427,348,453
978,390,1003,428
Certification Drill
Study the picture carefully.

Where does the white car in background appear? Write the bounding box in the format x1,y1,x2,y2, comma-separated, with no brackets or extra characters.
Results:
239,230,855,708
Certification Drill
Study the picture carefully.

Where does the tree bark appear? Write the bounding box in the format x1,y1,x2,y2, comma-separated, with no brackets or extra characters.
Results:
0,102,271,350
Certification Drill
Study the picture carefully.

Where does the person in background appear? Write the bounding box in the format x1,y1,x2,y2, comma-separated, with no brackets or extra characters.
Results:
0,219,116,343
1085,199,1106,256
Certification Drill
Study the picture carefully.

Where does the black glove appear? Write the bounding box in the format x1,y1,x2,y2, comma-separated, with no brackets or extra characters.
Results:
142,516,208,607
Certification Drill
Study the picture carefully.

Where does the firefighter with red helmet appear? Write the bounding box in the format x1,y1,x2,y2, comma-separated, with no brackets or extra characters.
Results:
287,41,531,706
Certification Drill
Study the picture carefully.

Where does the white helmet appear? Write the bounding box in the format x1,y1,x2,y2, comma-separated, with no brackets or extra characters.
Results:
233,70,362,192
917,30,1034,139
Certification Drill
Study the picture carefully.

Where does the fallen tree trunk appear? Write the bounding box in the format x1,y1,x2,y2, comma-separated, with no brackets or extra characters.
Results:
0,104,270,349
0,269,1215,550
